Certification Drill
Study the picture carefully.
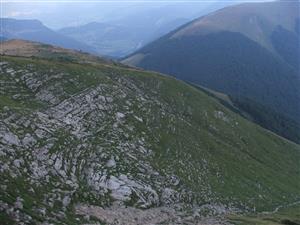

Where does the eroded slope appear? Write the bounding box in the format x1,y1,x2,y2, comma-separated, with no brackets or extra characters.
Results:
0,53,299,224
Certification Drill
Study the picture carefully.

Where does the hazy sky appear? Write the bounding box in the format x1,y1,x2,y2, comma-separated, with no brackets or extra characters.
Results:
1,0,271,29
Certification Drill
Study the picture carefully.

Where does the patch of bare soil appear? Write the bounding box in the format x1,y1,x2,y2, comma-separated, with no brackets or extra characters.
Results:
75,203,232,225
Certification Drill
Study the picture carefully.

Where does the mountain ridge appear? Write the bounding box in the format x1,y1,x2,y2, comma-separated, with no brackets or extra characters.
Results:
171,1,299,55
0,18,95,55
123,0,300,143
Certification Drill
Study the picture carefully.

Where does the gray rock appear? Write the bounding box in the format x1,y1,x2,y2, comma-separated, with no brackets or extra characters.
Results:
13,159,24,168
2,132,20,146
62,196,71,207
14,197,23,209
106,157,116,168
22,134,36,146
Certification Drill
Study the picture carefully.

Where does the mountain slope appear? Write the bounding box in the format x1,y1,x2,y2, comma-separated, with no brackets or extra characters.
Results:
0,18,95,54
172,1,299,58
1,40,300,224
123,1,300,143
192,84,300,145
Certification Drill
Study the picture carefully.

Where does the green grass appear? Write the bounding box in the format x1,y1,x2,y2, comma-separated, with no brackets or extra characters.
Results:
1,53,300,224
229,204,300,225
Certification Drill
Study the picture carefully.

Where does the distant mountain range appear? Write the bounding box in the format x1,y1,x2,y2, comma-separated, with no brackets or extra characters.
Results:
58,18,189,58
0,18,95,54
58,2,242,58
123,1,300,143
0,17,191,58
1,2,242,58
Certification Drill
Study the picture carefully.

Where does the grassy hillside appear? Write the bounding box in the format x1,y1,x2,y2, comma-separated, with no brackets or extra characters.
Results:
228,204,300,225
0,40,115,66
125,31,299,122
123,1,300,143
0,42,300,224
192,85,300,144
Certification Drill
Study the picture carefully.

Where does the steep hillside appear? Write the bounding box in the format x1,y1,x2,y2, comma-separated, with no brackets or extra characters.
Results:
0,18,94,54
172,1,299,57
192,85,300,144
1,41,300,224
123,1,300,143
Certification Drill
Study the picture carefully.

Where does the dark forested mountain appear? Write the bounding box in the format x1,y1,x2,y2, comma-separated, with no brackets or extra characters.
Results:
123,1,300,143
0,18,95,54
1,40,300,224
